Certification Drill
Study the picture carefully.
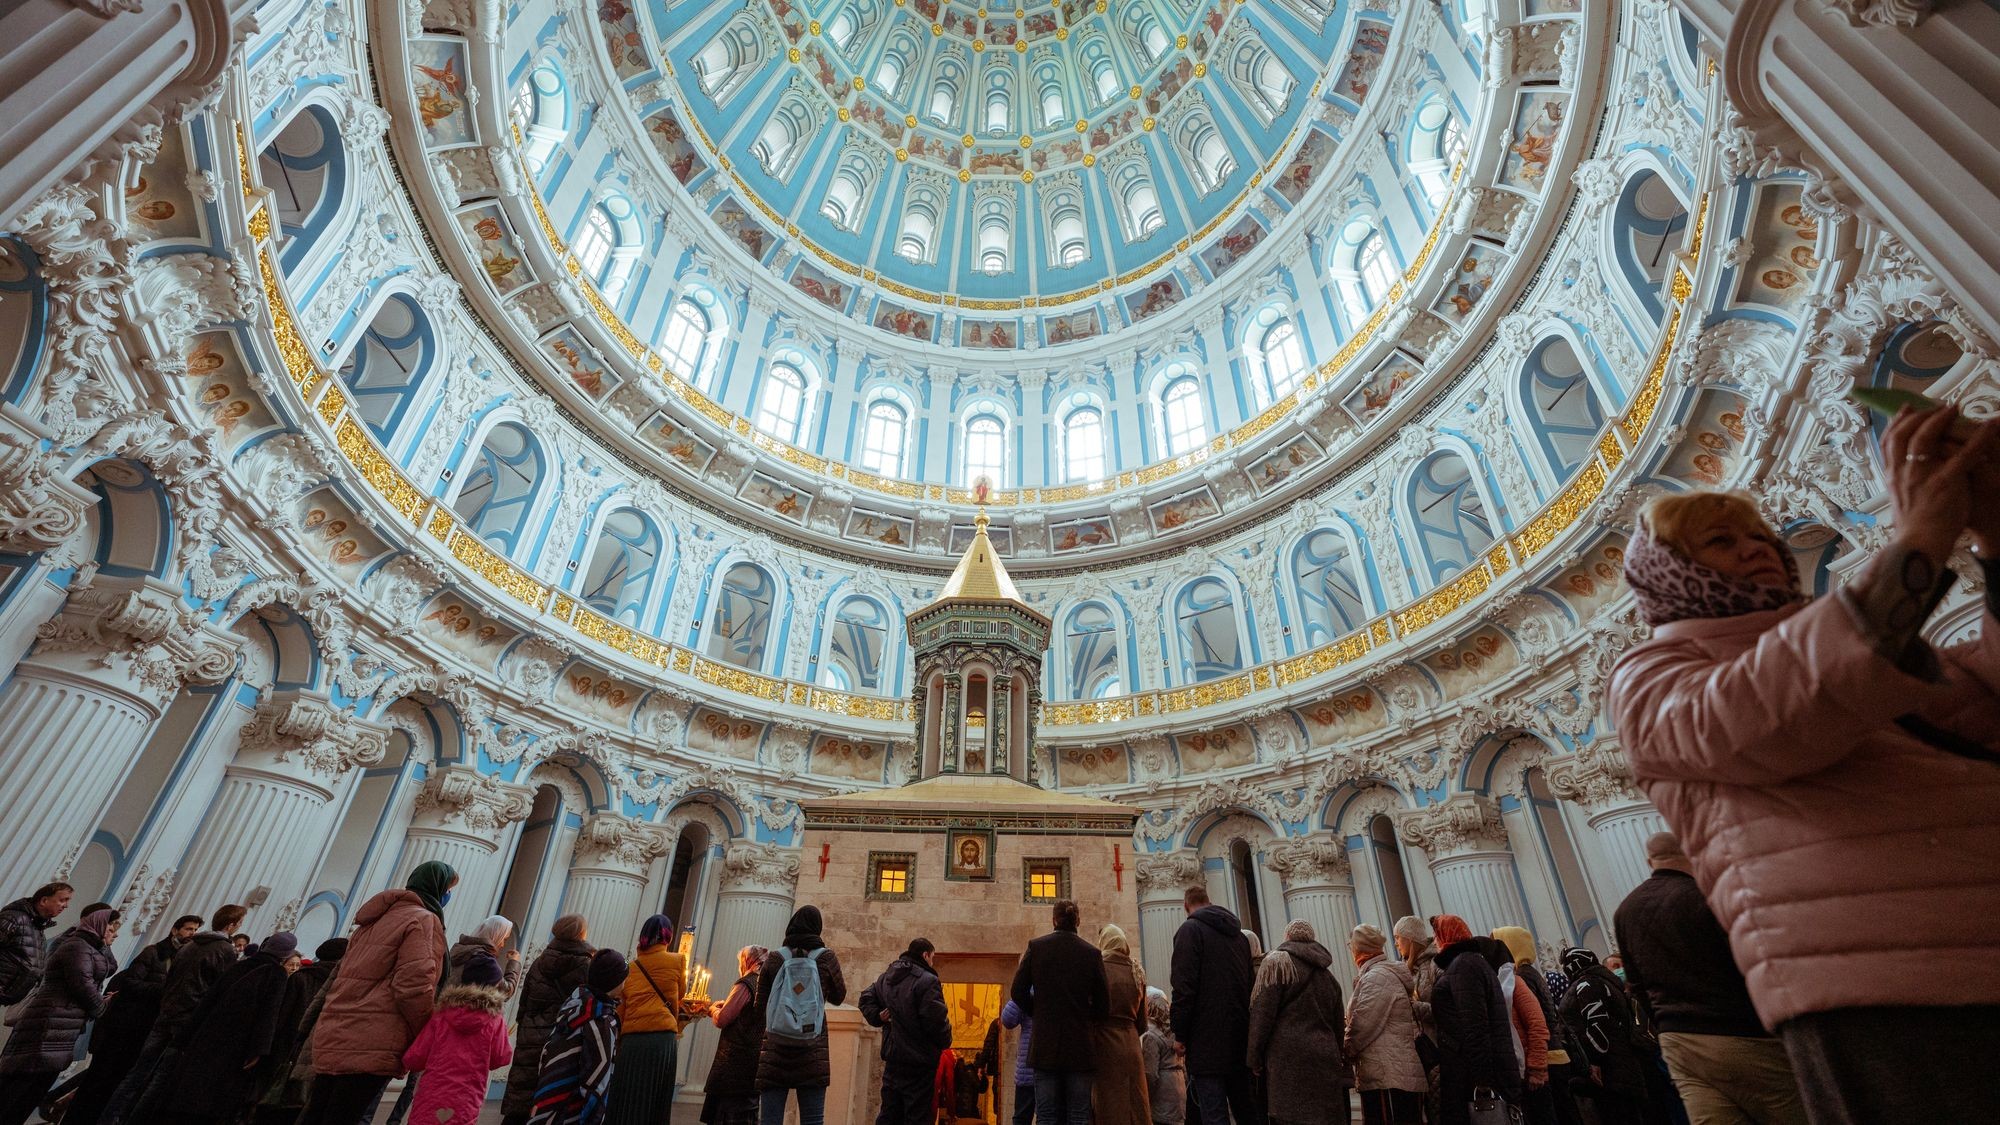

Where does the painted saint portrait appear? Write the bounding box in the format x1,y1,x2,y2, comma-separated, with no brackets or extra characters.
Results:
945,827,995,881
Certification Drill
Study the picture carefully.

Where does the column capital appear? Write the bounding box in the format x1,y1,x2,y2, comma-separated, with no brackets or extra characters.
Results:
1266,836,1352,889
32,575,239,704
1398,794,1510,858
720,841,801,895
1134,852,1203,899
571,813,670,875
0,406,96,557
1543,746,1644,813
236,689,391,785
409,764,536,837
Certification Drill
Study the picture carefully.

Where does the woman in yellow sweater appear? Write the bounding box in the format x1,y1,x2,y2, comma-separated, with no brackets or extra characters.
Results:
608,914,684,1124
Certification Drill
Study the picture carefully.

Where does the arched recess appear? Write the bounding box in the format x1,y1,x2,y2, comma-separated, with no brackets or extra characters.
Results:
334,292,437,451
1404,448,1500,588
1172,574,1251,684
816,592,896,695
576,505,671,630
690,11,764,106
74,459,175,579
1328,785,1419,932
1609,167,1691,326
259,101,349,276
1463,733,1607,955
1188,810,1282,951
494,764,600,951
0,236,48,406
1517,334,1607,483
1863,319,1966,446
699,558,785,674
447,419,550,559
512,59,570,174
1287,524,1372,650
1056,598,1128,700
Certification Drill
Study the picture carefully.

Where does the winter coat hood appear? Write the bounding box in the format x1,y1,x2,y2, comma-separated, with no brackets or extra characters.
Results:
355,888,426,927
437,983,505,1014
1275,939,1332,972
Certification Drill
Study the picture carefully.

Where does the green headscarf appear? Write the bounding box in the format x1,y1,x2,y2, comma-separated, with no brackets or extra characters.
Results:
406,860,458,919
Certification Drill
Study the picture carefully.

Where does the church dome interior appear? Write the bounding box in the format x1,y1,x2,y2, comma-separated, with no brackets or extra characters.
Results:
1,0,1997,1111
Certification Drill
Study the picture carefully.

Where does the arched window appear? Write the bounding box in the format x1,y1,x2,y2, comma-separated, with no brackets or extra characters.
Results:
1611,170,1691,323
749,89,820,183
656,292,718,384
1109,155,1165,242
928,60,962,123
821,148,877,231
1409,451,1495,586
705,561,777,671
1410,97,1464,208
1159,374,1207,457
574,205,616,283
1228,37,1295,124
1123,8,1170,62
827,8,858,47
513,63,569,172
898,180,945,264
1062,404,1107,482
877,34,918,95
1044,181,1089,267
1175,106,1236,195
1176,577,1244,683
821,595,891,692
858,397,909,477
1063,602,1124,699
1334,218,1396,324
1092,57,1121,103
338,294,435,443
691,13,762,104
1037,68,1066,128
1290,527,1368,647
1522,337,1605,478
984,76,1011,134
451,421,547,556
963,409,1007,485
1256,314,1307,401
580,507,665,626
260,105,346,272
976,194,1011,275
754,362,808,442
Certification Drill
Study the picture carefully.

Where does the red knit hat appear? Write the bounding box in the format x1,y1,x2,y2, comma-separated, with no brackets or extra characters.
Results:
1431,914,1474,947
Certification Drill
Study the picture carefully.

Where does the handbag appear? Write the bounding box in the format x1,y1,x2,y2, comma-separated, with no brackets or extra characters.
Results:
1469,1086,1522,1125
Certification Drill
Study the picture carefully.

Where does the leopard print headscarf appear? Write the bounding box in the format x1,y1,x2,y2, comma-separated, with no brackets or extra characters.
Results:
1623,523,1804,627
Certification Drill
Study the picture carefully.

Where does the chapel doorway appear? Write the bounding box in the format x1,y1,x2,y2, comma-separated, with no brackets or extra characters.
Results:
933,952,1016,1125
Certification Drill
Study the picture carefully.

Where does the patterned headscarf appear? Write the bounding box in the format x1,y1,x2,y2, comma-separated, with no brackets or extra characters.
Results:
1623,522,1803,627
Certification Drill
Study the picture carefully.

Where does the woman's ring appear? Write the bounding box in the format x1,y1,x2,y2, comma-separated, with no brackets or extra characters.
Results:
1905,453,1935,463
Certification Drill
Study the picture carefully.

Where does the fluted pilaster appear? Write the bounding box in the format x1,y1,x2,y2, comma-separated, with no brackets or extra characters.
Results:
1544,748,1667,905
402,764,537,932
1134,852,1203,983
170,690,389,934
680,842,800,1093
1268,836,1361,988
1400,795,1529,935
0,577,236,892
563,813,670,952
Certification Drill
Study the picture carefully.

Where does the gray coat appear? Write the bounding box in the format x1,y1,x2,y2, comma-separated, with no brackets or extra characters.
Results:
0,898,54,1005
0,927,114,1074
1246,940,1348,1125
1346,954,1426,1093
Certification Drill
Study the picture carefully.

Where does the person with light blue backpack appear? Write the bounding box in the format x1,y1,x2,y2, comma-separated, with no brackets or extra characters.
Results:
752,906,846,1125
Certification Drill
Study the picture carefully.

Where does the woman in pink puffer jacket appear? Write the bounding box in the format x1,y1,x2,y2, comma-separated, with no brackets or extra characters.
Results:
1608,406,2000,1123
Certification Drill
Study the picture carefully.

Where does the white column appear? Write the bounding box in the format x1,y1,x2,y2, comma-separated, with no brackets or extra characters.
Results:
1399,795,1531,936
1269,837,1363,990
1679,0,2000,340
402,765,537,934
0,577,236,893
680,842,800,1095
561,813,670,953
1134,853,1202,985
168,691,390,936
1545,749,1668,929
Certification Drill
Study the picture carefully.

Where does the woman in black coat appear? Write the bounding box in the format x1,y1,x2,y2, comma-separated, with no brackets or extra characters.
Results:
0,908,118,1125
1428,916,1518,1125
157,933,300,1124
754,907,847,1125
251,937,347,1125
698,944,768,1125
499,914,596,1125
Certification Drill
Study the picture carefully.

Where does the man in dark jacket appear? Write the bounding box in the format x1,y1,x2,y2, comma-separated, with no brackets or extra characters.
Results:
1429,914,1518,1125
98,903,247,1125
1559,947,1648,1125
158,932,300,1123
0,883,71,1006
1616,833,1805,1125
1009,899,1108,1125
1169,885,1258,1125
65,913,202,1123
860,937,953,1125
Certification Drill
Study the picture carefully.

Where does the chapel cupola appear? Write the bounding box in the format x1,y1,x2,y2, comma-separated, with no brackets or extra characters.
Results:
906,497,1050,784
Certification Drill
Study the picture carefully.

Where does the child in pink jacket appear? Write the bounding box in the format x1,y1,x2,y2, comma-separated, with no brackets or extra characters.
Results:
403,951,514,1122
